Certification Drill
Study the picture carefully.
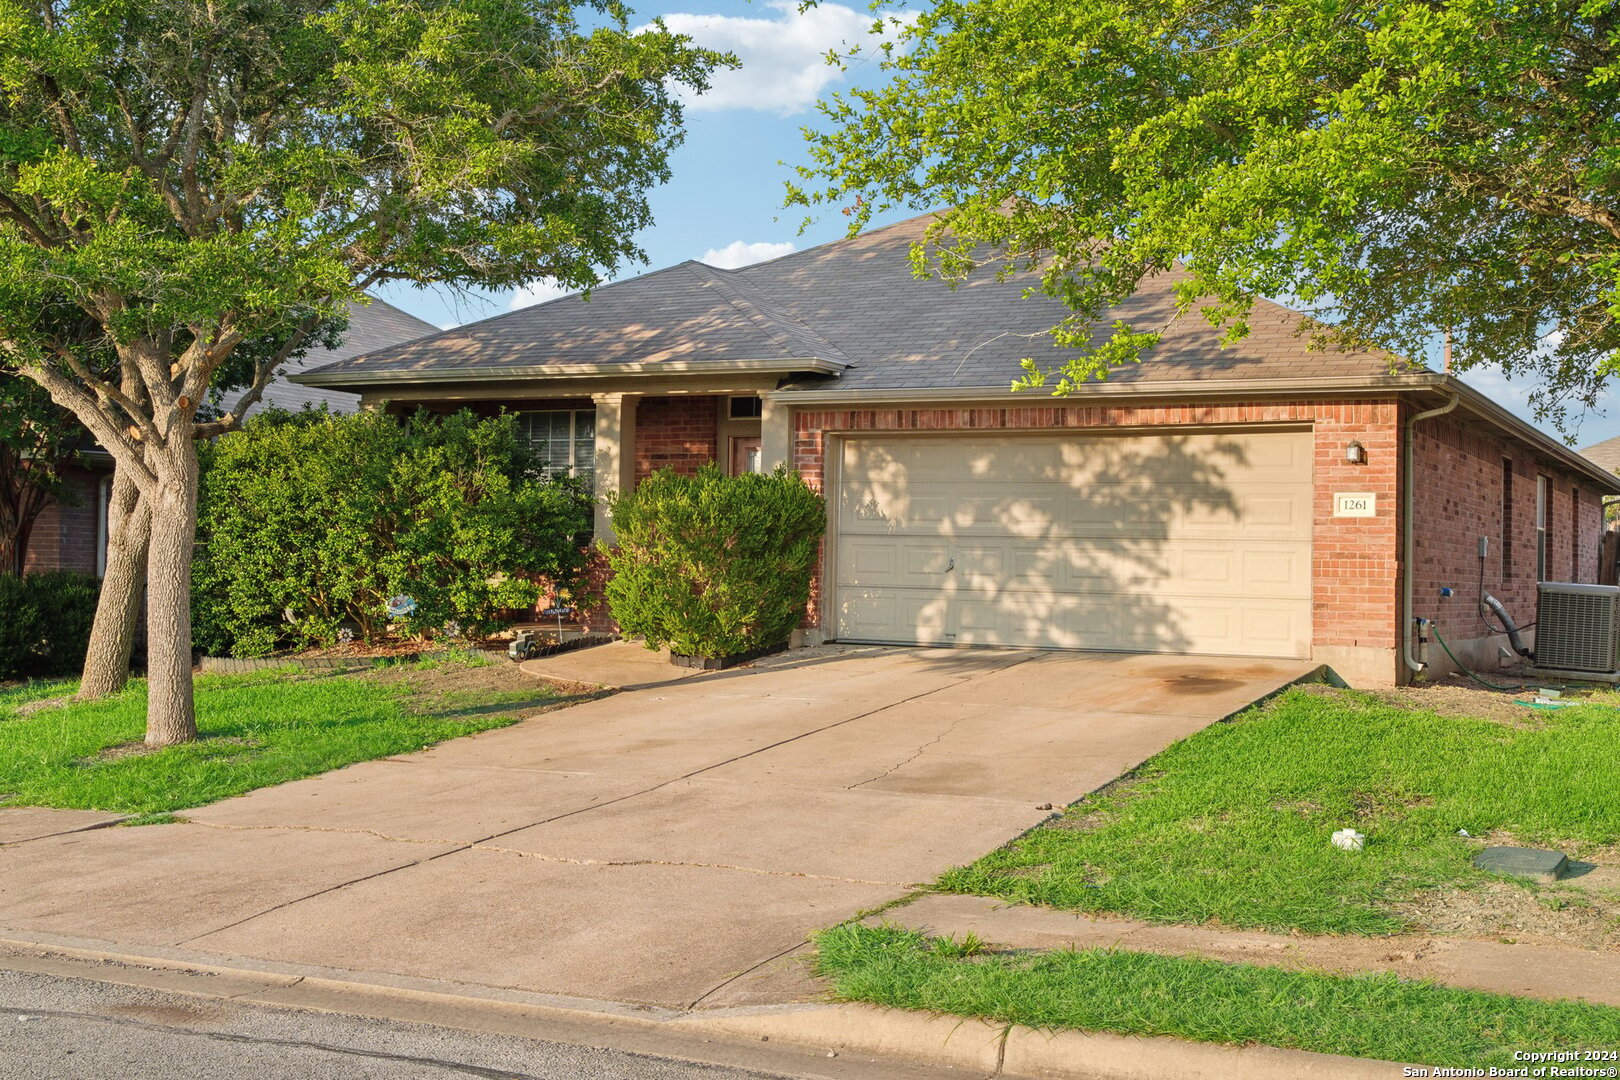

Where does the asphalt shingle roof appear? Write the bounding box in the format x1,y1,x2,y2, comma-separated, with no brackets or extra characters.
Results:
300,213,1421,391
1579,433,1620,477
258,296,439,412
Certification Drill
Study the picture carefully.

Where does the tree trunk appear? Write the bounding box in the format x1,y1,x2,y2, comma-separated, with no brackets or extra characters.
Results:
142,442,200,747
11,514,33,575
77,468,150,701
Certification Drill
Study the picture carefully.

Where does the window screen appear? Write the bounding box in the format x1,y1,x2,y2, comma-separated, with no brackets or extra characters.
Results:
516,410,596,492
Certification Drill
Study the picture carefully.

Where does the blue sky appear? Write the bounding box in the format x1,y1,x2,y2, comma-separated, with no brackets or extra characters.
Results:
370,0,1620,451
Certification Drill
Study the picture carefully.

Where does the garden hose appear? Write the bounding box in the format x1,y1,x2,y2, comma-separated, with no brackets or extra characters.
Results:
1429,625,1524,692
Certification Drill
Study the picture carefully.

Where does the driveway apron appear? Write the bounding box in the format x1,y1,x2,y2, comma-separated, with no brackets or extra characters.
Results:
0,645,1313,1009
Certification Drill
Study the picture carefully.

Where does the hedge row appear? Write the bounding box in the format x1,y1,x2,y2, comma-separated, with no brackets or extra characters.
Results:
0,570,99,680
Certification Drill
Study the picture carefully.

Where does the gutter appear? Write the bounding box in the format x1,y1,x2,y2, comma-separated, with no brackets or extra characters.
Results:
768,373,1620,495
765,373,1442,403
290,356,848,388
1403,392,1461,675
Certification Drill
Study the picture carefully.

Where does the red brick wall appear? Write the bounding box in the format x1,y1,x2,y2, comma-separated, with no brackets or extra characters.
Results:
22,465,105,575
634,395,718,481
1410,415,1606,641
791,400,1404,654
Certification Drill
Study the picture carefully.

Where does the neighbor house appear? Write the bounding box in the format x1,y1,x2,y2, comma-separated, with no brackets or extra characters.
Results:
293,214,1620,686
24,295,438,576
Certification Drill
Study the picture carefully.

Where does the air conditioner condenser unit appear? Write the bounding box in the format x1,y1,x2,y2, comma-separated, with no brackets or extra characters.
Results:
1535,582,1620,673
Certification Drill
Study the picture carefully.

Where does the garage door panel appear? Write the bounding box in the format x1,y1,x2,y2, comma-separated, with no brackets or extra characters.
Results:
844,587,1310,658
946,542,1306,600
835,431,1313,658
838,483,1309,542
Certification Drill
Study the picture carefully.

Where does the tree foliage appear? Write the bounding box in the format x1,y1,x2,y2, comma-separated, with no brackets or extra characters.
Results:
604,466,826,658
794,0,1620,425
0,0,727,454
0,0,726,740
194,409,593,658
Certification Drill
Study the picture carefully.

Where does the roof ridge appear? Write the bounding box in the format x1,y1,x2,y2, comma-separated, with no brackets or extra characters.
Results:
733,210,943,274
694,264,854,366
356,292,439,334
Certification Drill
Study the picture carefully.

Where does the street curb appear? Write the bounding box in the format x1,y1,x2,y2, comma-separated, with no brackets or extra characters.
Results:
0,928,1413,1079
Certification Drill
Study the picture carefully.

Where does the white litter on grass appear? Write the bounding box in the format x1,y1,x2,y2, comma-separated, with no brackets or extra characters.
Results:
1458,829,1472,837
1331,828,1367,852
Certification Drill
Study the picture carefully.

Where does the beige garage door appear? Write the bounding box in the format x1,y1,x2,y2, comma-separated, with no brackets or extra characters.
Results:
833,430,1313,658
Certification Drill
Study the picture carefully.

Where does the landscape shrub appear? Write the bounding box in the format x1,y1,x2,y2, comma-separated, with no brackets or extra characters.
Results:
194,408,592,657
0,570,99,679
604,465,825,657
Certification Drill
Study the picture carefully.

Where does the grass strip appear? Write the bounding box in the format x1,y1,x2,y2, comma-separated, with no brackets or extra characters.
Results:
940,685,1620,935
0,663,558,814
814,923,1620,1070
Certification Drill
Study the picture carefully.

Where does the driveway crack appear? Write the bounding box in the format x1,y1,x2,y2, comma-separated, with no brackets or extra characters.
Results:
468,845,910,888
847,717,966,790
182,821,458,847
685,939,810,1010
172,650,1042,944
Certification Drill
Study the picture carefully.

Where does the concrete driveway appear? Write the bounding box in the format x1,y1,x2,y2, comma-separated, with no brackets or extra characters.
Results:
0,645,1313,1011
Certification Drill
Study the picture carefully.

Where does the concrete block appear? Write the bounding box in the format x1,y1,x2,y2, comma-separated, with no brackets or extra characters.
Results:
1472,845,1569,883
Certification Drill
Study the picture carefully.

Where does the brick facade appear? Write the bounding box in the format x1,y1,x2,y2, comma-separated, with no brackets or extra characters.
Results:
383,389,1614,685
22,465,105,575
1410,413,1606,669
634,395,719,481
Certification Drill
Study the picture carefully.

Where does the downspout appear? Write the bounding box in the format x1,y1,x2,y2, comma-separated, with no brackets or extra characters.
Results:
1403,389,1461,675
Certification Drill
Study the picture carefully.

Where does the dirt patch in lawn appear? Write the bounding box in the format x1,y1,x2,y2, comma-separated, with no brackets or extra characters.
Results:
1385,834,1620,951
1294,677,1589,725
280,640,505,660
14,695,73,718
86,741,161,764
362,657,605,718
1390,881,1620,951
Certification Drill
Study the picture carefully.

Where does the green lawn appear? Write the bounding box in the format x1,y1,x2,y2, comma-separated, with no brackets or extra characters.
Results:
0,658,571,814
939,685,1620,935
814,923,1620,1070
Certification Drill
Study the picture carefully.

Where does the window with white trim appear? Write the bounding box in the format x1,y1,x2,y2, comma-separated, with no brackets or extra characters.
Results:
1536,474,1549,582
516,410,595,492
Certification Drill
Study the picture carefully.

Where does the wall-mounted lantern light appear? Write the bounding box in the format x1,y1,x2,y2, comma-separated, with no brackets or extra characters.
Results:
1345,440,1367,465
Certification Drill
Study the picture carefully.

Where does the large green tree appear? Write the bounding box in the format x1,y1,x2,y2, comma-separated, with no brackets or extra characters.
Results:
794,0,1620,423
0,0,725,744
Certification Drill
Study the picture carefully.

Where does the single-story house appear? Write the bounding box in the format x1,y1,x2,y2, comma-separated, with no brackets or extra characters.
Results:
293,213,1620,687
24,295,437,576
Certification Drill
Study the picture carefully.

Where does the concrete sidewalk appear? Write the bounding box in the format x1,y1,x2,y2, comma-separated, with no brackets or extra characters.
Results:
0,645,1312,1013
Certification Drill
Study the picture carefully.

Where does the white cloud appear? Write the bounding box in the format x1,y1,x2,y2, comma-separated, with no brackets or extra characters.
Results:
652,2,912,115
508,278,577,311
699,240,797,269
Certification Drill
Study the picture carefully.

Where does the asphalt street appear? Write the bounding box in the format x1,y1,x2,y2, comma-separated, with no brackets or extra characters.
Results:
0,967,812,1080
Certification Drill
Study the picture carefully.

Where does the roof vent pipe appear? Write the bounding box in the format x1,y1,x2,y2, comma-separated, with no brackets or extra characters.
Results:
1404,389,1461,675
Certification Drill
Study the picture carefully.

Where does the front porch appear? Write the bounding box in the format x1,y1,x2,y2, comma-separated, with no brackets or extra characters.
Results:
376,381,801,541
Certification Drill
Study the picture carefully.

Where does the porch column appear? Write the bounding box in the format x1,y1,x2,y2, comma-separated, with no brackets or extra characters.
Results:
591,393,639,544
761,396,792,473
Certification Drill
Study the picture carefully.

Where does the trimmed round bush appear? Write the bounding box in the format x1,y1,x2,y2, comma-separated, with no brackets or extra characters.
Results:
0,570,99,679
604,465,825,658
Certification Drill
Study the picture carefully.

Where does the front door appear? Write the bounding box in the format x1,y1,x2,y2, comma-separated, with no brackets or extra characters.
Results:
730,436,763,476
